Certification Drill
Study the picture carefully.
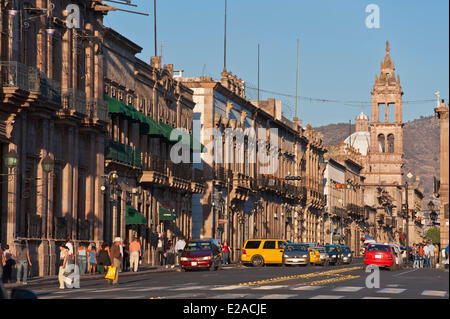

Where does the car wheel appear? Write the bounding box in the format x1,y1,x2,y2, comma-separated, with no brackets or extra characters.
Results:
251,255,264,267
216,261,222,271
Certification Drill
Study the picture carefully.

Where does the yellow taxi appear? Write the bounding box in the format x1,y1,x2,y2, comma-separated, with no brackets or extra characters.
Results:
241,239,288,267
308,248,321,264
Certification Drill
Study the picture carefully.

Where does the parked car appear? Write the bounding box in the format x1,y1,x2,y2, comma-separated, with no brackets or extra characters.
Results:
180,239,222,271
282,244,310,266
241,239,288,267
342,245,353,264
322,244,344,265
313,246,330,266
308,248,321,264
386,243,402,268
364,243,398,270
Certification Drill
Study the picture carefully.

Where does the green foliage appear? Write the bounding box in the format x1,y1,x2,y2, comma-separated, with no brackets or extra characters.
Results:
425,227,440,244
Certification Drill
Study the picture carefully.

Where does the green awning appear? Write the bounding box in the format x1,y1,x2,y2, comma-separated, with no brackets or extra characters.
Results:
159,207,176,221
159,121,206,152
125,206,148,225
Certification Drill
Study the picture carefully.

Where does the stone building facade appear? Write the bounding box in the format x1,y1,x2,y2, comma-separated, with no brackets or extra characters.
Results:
102,28,204,264
0,0,108,276
179,70,326,261
434,98,449,247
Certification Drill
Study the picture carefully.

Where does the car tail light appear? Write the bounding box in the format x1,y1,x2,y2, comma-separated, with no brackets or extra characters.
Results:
242,249,246,255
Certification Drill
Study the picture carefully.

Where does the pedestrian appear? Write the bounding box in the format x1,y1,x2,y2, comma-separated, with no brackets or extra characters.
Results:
174,236,186,266
157,233,165,266
418,244,424,268
65,238,74,261
412,244,419,269
58,244,69,289
428,241,435,268
129,238,141,272
15,240,32,285
445,245,449,269
122,239,130,272
2,245,13,283
108,237,123,286
0,245,4,282
76,243,88,276
97,242,111,274
221,241,230,265
87,244,97,275
423,243,430,268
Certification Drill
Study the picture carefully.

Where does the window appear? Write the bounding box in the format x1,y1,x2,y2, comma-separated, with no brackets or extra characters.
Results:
387,134,394,153
263,241,276,249
277,241,287,249
378,134,385,153
245,241,261,249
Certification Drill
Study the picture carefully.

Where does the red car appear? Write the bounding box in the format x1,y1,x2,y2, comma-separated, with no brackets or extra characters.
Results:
364,244,398,270
180,239,222,272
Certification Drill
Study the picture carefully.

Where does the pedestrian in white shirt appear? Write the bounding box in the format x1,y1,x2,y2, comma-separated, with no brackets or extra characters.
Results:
428,242,435,268
423,243,430,268
174,237,186,267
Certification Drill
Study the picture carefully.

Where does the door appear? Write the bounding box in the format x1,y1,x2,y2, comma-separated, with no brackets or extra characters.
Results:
262,240,278,263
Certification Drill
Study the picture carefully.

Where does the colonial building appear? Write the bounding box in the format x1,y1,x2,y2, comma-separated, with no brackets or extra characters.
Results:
434,97,449,247
324,142,365,254
179,70,326,261
102,28,205,265
0,0,108,276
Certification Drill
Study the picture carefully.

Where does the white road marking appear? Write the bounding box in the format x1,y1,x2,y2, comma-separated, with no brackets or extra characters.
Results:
259,294,297,299
251,285,288,290
362,297,391,299
113,295,146,299
332,286,364,292
91,287,130,293
211,285,246,290
392,269,418,277
310,295,344,299
377,288,406,294
132,287,171,292
170,285,210,291
163,293,203,299
387,284,400,287
421,290,448,297
290,285,323,291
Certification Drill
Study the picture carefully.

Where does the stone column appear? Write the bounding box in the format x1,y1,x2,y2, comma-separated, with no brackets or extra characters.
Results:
72,127,79,244
62,127,74,237
86,134,96,239
94,134,105,242
47,120,56,275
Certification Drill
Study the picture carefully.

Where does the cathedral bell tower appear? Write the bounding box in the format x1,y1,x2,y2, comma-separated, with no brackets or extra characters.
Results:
367,41,404,186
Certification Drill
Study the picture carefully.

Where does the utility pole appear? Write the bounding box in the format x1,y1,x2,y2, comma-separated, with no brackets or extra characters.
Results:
405,181,410,268
154,0,157,56
257,44,260,102
295,39,299,119
223,0,227,71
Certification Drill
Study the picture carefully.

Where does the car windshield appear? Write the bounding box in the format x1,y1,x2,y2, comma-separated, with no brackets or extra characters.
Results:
324,246,336,253
315,247,326,253
367,245,390,252
343,247,351,253
185,242,212,251
285,244,308,252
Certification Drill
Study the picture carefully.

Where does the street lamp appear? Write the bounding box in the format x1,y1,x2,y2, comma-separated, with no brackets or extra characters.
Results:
4,149,19,172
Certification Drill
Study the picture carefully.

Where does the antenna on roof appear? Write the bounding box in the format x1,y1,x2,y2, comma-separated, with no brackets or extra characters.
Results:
97,1,150,16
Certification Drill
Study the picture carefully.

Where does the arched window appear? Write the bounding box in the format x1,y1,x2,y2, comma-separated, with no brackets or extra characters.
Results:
378,134,385,153
387,134,395,153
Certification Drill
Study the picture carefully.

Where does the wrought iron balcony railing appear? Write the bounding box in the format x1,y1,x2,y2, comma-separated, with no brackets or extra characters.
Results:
62,88,87,114
0,61,40,92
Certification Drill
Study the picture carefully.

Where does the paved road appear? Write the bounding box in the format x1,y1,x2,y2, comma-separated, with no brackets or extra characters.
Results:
12,261,449,299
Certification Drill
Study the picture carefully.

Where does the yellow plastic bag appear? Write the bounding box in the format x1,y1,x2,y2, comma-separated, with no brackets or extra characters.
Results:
105,266,117,280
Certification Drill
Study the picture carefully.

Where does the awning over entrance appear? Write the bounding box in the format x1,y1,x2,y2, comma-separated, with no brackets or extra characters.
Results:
125,206,148,225
159,207,176,221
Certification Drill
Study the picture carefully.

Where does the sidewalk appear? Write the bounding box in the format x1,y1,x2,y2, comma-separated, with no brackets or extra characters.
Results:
4,263,239,289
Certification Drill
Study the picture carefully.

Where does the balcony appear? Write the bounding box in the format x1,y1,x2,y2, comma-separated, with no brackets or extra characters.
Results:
87,98,109,122
106,140,141,168
332,206,348,219
0,61,39,92
62,88,86,115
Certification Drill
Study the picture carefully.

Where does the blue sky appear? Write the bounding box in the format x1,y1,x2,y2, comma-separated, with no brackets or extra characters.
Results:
103,0,449,127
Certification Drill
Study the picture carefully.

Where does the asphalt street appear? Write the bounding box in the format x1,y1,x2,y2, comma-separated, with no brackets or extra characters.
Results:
8,259,448,300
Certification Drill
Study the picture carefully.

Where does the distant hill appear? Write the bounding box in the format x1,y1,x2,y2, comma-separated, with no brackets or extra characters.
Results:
315,116,440,198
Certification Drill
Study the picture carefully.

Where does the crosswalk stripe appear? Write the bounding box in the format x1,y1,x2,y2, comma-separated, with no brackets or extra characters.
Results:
113,295,146,299
421,290,448,297
310,295,344,299
251,285,288,290
133,287,171,292
259,294,297,299
211,285,245,290
377,288,406,294
162,293,204,299
171,285,210,291
332,286,364,292
361,297,391,299
290,285,323,291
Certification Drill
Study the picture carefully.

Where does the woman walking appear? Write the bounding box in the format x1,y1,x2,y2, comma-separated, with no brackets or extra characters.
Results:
2,245,13,283
88,244,97,275
58,245,69,289
221,241,231,265
97,242,111,274
77,243,88,275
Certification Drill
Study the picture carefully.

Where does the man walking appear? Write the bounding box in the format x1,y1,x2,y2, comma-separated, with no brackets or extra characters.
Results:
428,241,435,268
129,238,141,272
15,240,32,285
109,238,123,286
174,236,186,267
423,243,430,268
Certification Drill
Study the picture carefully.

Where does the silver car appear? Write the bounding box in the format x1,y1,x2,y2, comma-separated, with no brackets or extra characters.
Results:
282,244,310,266
314,247,330,266
342,246,353,264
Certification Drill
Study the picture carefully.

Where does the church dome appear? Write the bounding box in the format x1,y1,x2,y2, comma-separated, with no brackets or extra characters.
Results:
344,131,370,156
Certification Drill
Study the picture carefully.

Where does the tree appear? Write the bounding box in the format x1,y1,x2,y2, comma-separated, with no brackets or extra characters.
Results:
425,227,440,244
